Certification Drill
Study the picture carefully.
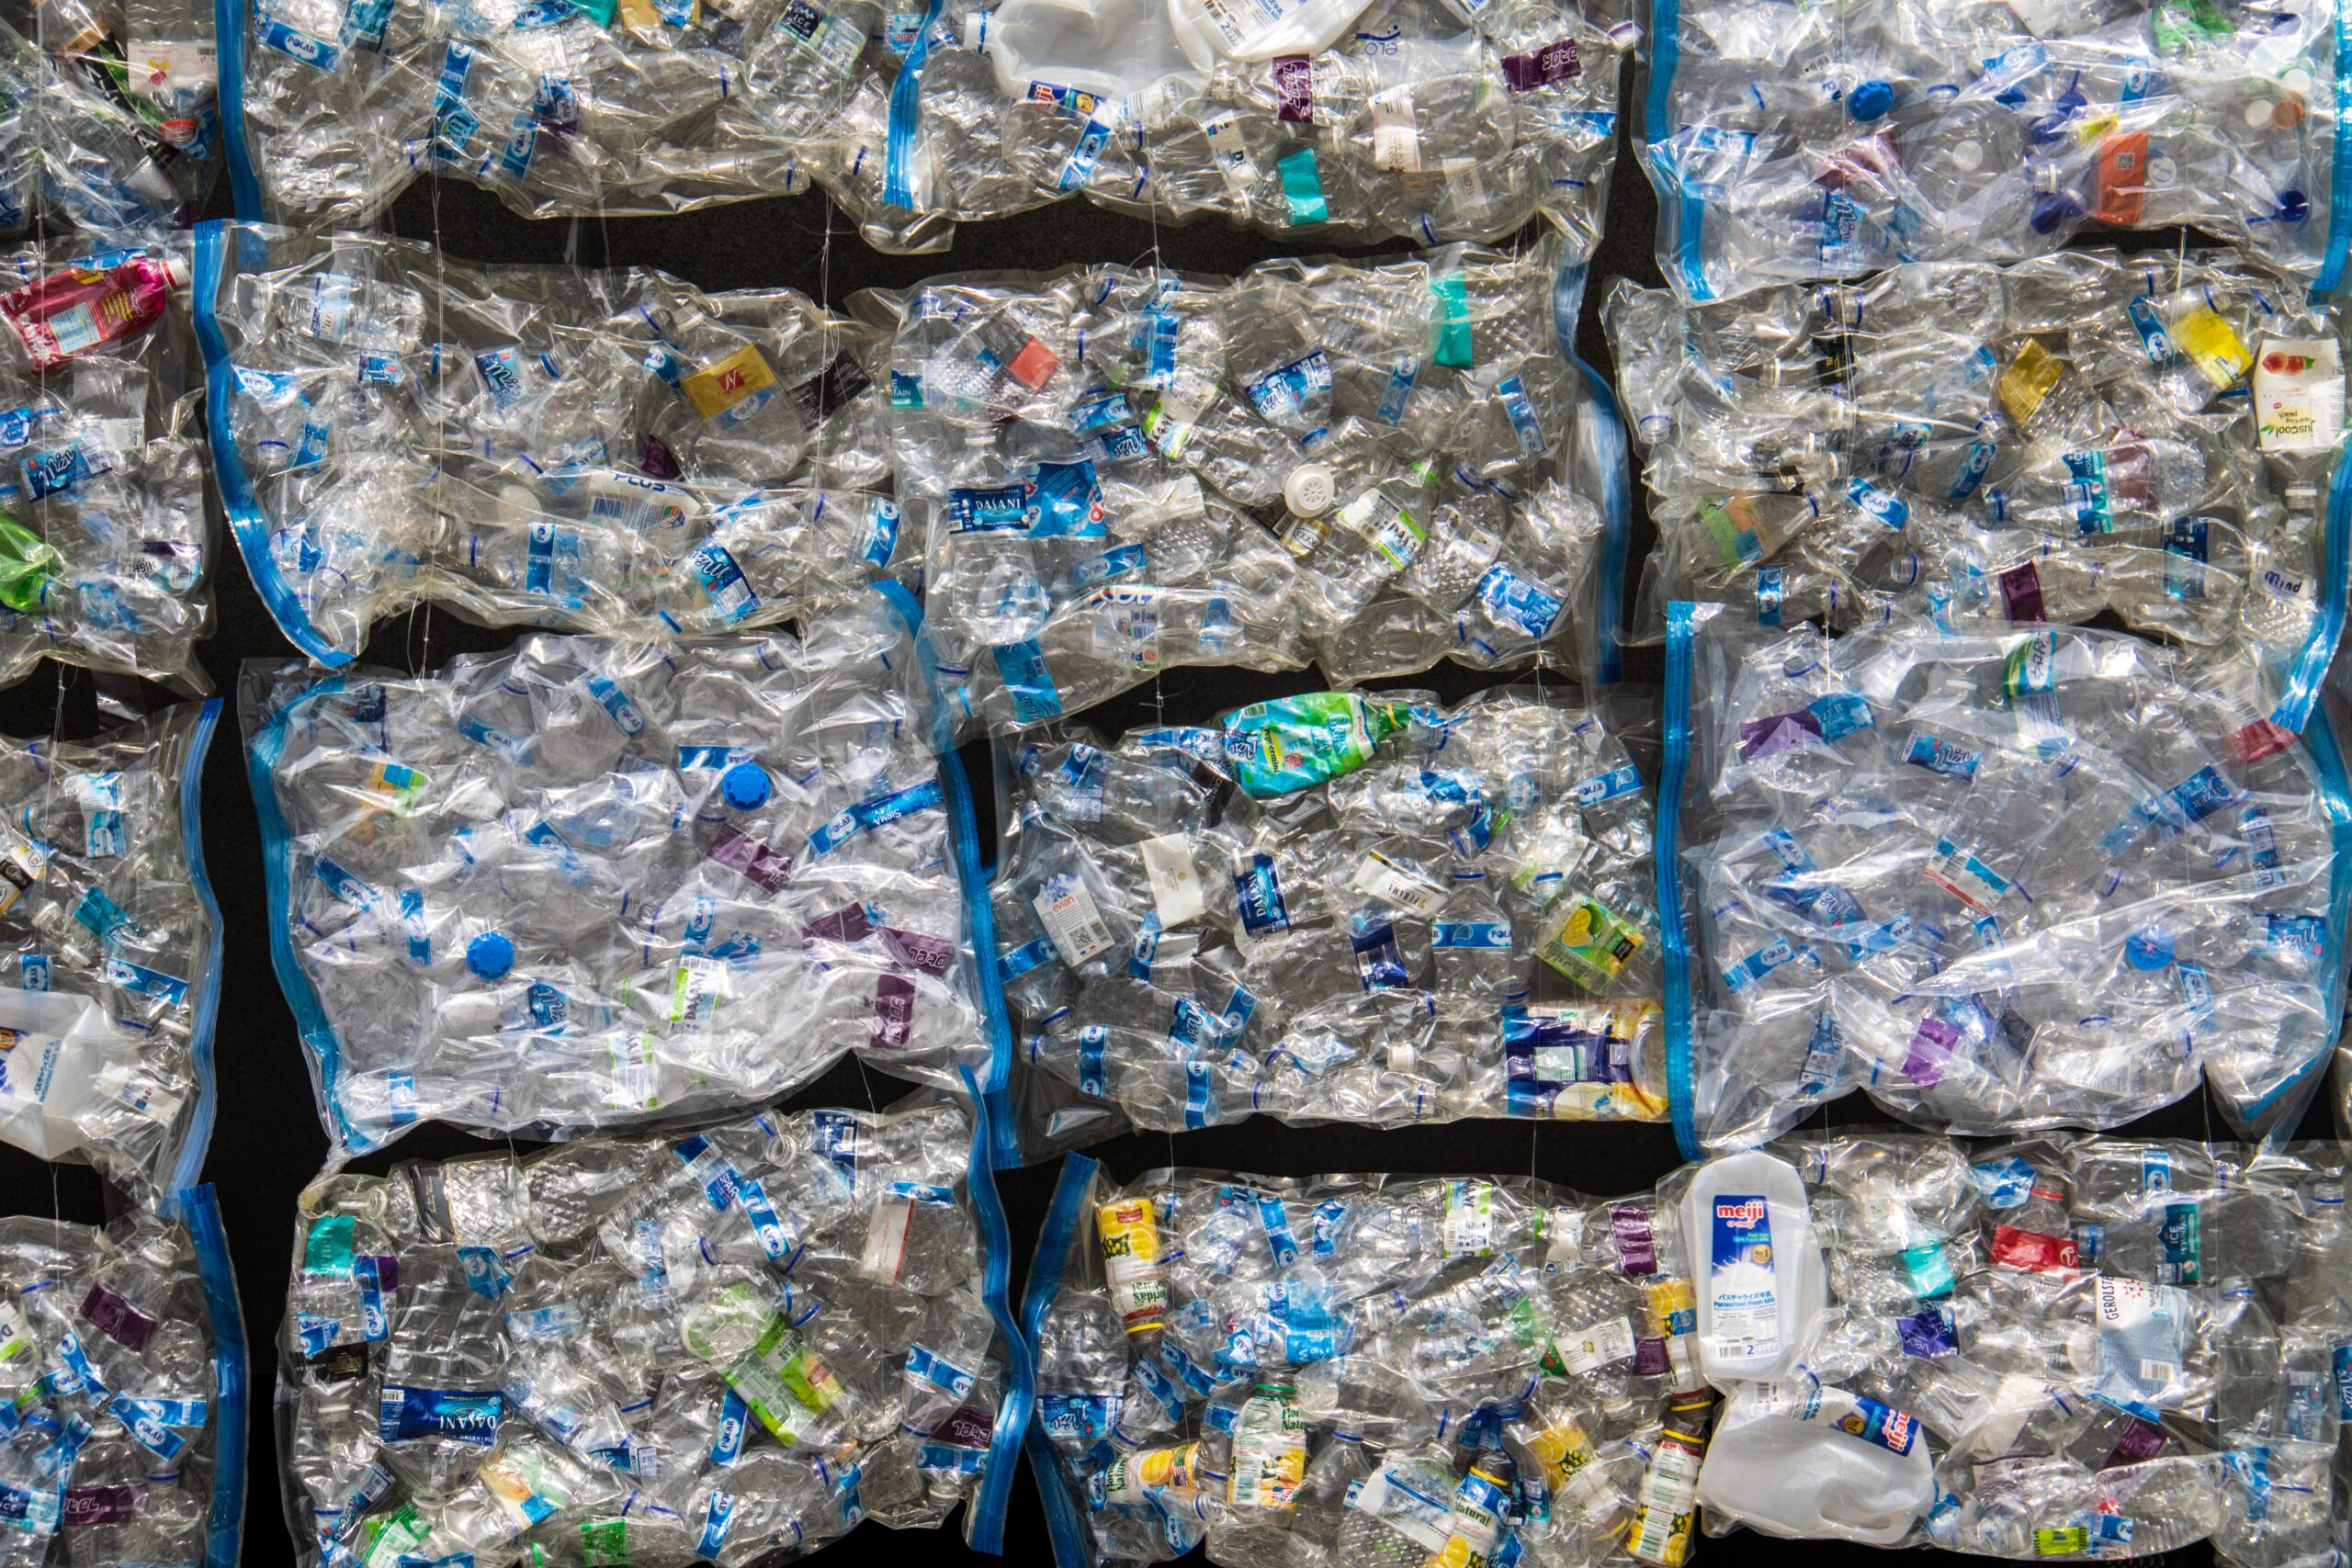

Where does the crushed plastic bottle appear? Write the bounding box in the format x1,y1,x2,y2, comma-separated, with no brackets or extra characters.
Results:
888,235,1623,732
0,1189,244,1568
0,240,214,694
1638,1,2344,303
1026,1156,1712,1568
1607,249,2346,728
277,1097,1018,1568
994,683,1663,1142
1659,605,2350,1153
191,223,908,667
241,599,991,1157
0,698,222,1209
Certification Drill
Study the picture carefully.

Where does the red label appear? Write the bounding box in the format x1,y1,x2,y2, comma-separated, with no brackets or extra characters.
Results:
2094,132,2149,227
1990,1224,2077,1272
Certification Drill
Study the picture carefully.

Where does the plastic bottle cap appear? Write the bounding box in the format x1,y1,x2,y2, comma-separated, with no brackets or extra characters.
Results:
961,9,989,51
2123,927,2174,972
720,761,772,811
163,253,192,290
1849,79,1894,121
2029,193,2079,235
467,931,515,980
1284,464,1337,517
1948,138,1984,173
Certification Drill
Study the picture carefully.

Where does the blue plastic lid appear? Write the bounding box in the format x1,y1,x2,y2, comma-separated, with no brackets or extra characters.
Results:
1849,79,1894,121
2123,927,2174,972
721,761,772,812
2029,193,2080,235
467,931,515,980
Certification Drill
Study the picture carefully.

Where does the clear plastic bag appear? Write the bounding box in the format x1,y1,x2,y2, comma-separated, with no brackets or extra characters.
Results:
0,239,215,694
1657,604,2352,1155
0,1188,248,1568
0,697,225,1209
993,683,1665,1144
191,222,909,667
277,1095,1024,1567
1023,1155,1715,1568
1635,0,2345,304
885,235,1628,733
1607,248,2346,736
240,599,996,1157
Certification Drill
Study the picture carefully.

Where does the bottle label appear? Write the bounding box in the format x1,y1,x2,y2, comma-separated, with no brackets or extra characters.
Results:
1351,851,1447,917
1706,1193,1781,1357
1033,875,1114,966
1442,1179,1495,1257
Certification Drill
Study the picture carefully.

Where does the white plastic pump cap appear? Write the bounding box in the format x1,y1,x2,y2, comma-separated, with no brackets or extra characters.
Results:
1284,463,1337,517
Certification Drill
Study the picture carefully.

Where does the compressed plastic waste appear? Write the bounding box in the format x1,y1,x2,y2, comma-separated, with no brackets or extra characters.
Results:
0,698,224,1210
1657,604,2352,1156
0,1,219,240
1607,249,2347,737
223,0,1627,250
886,234,1630,732
0,1187,248,1568
1,240,216,694
241,601,995,1158
1637,0,2347,304
1022,1153,1722,1568
191,222,906,668
993,683,1665,1141
1694,1131,2351,1562
277,1097,1023,1568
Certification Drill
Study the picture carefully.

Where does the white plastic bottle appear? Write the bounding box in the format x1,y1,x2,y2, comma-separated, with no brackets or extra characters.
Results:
1695,1375,1934,1544
1678,1147,1825,1386
1165,0,1379,67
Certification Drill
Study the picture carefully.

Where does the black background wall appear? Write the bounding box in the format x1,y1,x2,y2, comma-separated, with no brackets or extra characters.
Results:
0,62,2313,1568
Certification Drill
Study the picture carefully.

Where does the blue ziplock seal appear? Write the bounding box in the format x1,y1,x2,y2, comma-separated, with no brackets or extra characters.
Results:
1659,601,1699,1157
882,0,947,209
958,1065,1031,1555
2270,434,2350,733
192,221,354,670
162,698,227,1212
1021,1153,1097,1568
1553,260,1631,683
245,676,370,1153
215,0,262,219
180,1184,248,1568
2309,0,2351,303
1640,0,1711,302
873,582,1017,1131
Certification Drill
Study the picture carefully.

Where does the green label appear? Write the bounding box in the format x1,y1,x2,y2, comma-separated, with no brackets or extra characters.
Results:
304,1214,356,1279
1430,275,1474,368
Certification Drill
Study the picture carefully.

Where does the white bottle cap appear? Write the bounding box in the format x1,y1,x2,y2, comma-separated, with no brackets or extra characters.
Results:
1283,463,1336,517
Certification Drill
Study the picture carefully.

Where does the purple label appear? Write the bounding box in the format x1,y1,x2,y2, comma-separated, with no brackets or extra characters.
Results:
1633,1336,1669,1376
1998,561,2046,625
801,902,874,948
709,826,792,893
62,1484,140,1527
1610,1203,1657,1276
365,1255,400,1293
1501,37,1580,91
870,974,916,1047
2101,1417,2166,1470
1894,1306,1956,1358
881,927,954,977
1272,56,1313,122
933,1403,994,1450
79,1283,157,1353
639,433,683,480
1900,1016,1959,1086
1739,708,1823,761
786,348,875,429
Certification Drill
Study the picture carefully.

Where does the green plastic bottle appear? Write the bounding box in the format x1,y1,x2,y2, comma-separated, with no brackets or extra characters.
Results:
0,514,60,615
1221,692,1410,797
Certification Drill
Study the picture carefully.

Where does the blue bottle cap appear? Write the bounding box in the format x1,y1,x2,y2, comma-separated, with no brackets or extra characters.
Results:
2029,192,2079,235
720,761,772,812
1849,79,1894,121
467,931,515,980
2123,927,2174,972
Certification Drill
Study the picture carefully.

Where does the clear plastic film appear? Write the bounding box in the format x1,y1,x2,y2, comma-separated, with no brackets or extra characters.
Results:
0,698,225,1211
277,1096,1021,1567
1607,249,2348,734
240,604,994,1159
224,0,1627,250
0,0,220,241
1023,1154,1720,1568
1635,0,2347,305
1688,1131,2351,1564
1,238,216,694
0,1188,249,1568
1657,605,2352,1156
190,222,910,668
882,234,1625,734
991,683,1665,1145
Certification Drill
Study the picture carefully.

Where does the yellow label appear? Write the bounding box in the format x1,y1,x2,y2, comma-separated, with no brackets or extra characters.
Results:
1522,1413,1595,1488
2175,306,2253,389
1997,339,2066,427
681,344,775,420
616,0,669,30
